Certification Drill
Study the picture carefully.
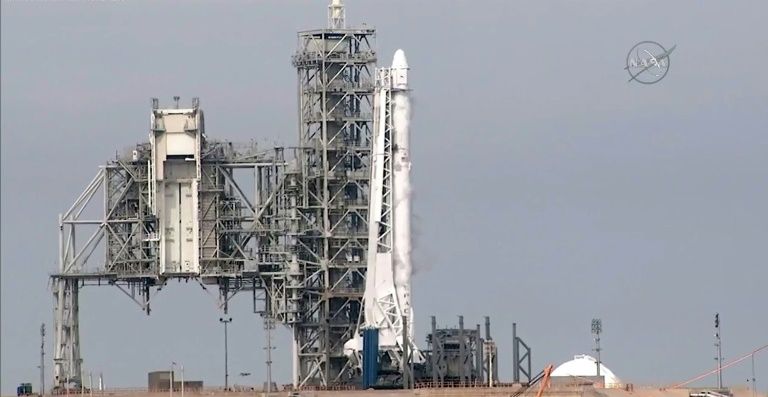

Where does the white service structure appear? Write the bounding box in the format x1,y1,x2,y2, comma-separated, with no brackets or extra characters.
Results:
149,105,204,275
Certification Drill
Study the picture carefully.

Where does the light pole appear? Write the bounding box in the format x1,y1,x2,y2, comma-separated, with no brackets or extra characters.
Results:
180,364,184,397
172,362,184,397
169,363,174,397
40,324,45,397
219,317,232,391
591,318,602,377
169,361,184,397
714,313,723,389
750,352,756,397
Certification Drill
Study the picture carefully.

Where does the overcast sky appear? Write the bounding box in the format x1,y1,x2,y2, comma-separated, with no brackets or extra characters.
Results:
2,0,767,394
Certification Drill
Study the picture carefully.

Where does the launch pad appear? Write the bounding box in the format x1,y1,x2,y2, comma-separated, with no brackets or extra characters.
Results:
48,0,532,393
51,0,377,390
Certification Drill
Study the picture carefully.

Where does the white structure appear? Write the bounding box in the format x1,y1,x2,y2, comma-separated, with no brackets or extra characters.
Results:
150,105,204,275
390,49,411,319
345,49,422,369
328,0,345,29
552,354,621,387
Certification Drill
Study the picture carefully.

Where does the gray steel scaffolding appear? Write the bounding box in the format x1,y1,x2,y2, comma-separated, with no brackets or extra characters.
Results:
288,19,376,386
50,2,379,391
50,106,291,389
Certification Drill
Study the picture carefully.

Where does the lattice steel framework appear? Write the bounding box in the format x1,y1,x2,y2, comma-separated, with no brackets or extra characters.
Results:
287,24,376,386
50,101,292,389
51,4,381,391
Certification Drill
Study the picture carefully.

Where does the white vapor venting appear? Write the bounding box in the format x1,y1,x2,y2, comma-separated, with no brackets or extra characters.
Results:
345,49,423,368
391,49,413,337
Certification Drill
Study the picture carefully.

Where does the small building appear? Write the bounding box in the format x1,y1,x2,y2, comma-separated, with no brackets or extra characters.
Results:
148,371,173,391
148,371,203,392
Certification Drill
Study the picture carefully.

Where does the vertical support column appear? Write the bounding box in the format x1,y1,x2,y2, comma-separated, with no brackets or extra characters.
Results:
430,316,437,384
458,315,465,385
323,317,330,384
484,316,498,384
527,346,532,383
264,318,275,393
475,324,483,384
40,324,46,396
513,324,532,384
513,322,519,383
402,315,411,389
292,328,299,388
52,278,82,389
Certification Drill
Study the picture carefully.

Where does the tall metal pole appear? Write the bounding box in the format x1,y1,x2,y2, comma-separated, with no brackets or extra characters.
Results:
458,315,465,385
40,324,45,397
750,352,756,397
430,316,438,385
219,317,232,391
715,313,723,388
169,363,174,397
591,319,602,377
476,323,483,385
180,364,184,397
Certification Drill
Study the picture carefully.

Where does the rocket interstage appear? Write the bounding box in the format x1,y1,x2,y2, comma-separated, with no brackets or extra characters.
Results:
345,49,423,368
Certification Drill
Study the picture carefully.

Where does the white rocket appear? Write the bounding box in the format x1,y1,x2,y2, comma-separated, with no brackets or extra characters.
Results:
391,49,412,315
346,49,422,367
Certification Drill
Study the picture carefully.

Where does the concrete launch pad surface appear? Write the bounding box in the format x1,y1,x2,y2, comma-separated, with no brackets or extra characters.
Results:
9,387,762,397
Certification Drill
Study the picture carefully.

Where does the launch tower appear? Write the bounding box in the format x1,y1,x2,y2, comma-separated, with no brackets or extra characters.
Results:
50,0,390,390
287,0,377,386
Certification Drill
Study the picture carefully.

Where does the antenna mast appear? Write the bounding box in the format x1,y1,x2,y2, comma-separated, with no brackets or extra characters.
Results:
715,313,723,388
40,324,45,396
591,318,602,377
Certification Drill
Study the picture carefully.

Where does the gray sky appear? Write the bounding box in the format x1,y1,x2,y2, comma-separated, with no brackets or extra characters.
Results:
2,0,767,394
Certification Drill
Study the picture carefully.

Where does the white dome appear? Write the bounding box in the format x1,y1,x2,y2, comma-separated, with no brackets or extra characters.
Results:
552,354,621,387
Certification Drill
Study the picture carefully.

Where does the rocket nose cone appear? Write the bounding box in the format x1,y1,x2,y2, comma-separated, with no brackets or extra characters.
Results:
392,49,408,69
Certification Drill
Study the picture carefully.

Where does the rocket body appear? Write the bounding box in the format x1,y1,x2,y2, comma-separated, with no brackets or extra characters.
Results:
349,49,421,365
391,49,413,338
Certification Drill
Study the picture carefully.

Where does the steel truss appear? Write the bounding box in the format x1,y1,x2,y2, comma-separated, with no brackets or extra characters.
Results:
51,131,291,389
289,26,376,386
52,9,379,392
